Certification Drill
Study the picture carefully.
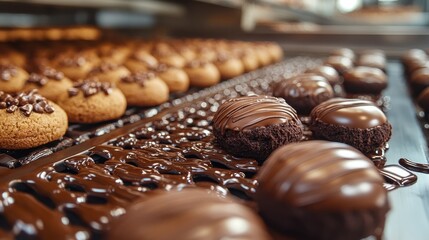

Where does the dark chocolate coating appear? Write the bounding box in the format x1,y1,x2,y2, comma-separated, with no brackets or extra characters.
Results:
343,66,387,95
410,68,429,95
310,98,391,153
273,74,334,115
256,140,389,240
108,189,271,240
417,86,429,115
213,95,303,160
213,95,300,133
325,56,353,74
357,54,386,71
331,48,356,61
306,65,341,86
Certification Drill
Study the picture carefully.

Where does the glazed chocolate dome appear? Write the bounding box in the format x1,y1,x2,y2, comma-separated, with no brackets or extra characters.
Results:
310,98,392,153
256,140,389,240
273,74,334,115
108,189,271,240
343,66,388,95
212,95,303,161
306,65,342,87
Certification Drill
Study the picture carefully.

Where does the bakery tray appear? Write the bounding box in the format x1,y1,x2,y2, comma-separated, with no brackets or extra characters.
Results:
0,56,427,239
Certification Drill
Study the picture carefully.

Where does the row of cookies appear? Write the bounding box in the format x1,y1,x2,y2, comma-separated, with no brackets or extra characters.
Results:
0,38,283,150
0,26,101,42
1,38,282,96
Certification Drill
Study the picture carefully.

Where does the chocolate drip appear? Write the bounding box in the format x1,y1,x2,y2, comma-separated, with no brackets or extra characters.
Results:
378,165,418,186
399,158,429,174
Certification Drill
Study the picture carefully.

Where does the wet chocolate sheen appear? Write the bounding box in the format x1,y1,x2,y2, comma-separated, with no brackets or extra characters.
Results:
273,74,334,114
108,189,271,240
343,66,387,94
310,98,387,129
257,140,387,211
212,95,299,133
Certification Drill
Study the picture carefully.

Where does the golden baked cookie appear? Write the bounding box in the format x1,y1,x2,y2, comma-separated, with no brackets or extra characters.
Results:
54,55,94,81
22,67,73,102
214,53,245,79
88,62,131,84
57,81,126,123
117,72,169,107
124,51,158,73
0,64,29,93
0,90,68,150
184,61,221,88
152,64,189,93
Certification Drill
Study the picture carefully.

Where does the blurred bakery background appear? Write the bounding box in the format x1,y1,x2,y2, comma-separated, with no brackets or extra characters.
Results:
0,0,428,55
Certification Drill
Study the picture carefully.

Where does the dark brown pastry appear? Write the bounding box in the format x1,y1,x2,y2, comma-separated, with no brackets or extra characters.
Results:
306,65,342,87
331,48,356,61
273,74,334,115
325,56,354,75
256,140,389,240
212,95,303,161
343,66,388,95
310,98,392,154
108,189,271,240
410,68,429,96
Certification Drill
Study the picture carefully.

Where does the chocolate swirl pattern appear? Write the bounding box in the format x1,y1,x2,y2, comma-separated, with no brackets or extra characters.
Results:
310,98,387,128
212,95,300,133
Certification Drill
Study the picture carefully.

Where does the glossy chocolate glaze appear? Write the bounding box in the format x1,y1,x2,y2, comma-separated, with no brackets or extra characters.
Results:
310,98,387,129
399,158,429,174
108,189,271,240
306,65,341,86
257,140,387,210
273,74,334,114
256,140,389,240
212,95,300,133
343,66,388,94
379,164,418,186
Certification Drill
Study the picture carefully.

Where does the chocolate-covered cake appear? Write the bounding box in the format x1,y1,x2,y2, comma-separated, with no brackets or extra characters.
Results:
343,66,388,96
325,56,354,75
273,74,334,115
310,98,392,153
212,95,303,161
256,140,389,240
108,189,271,240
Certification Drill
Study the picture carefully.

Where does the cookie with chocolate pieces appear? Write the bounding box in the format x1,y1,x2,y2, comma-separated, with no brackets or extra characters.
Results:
0,90,67,149
57,80,126,123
